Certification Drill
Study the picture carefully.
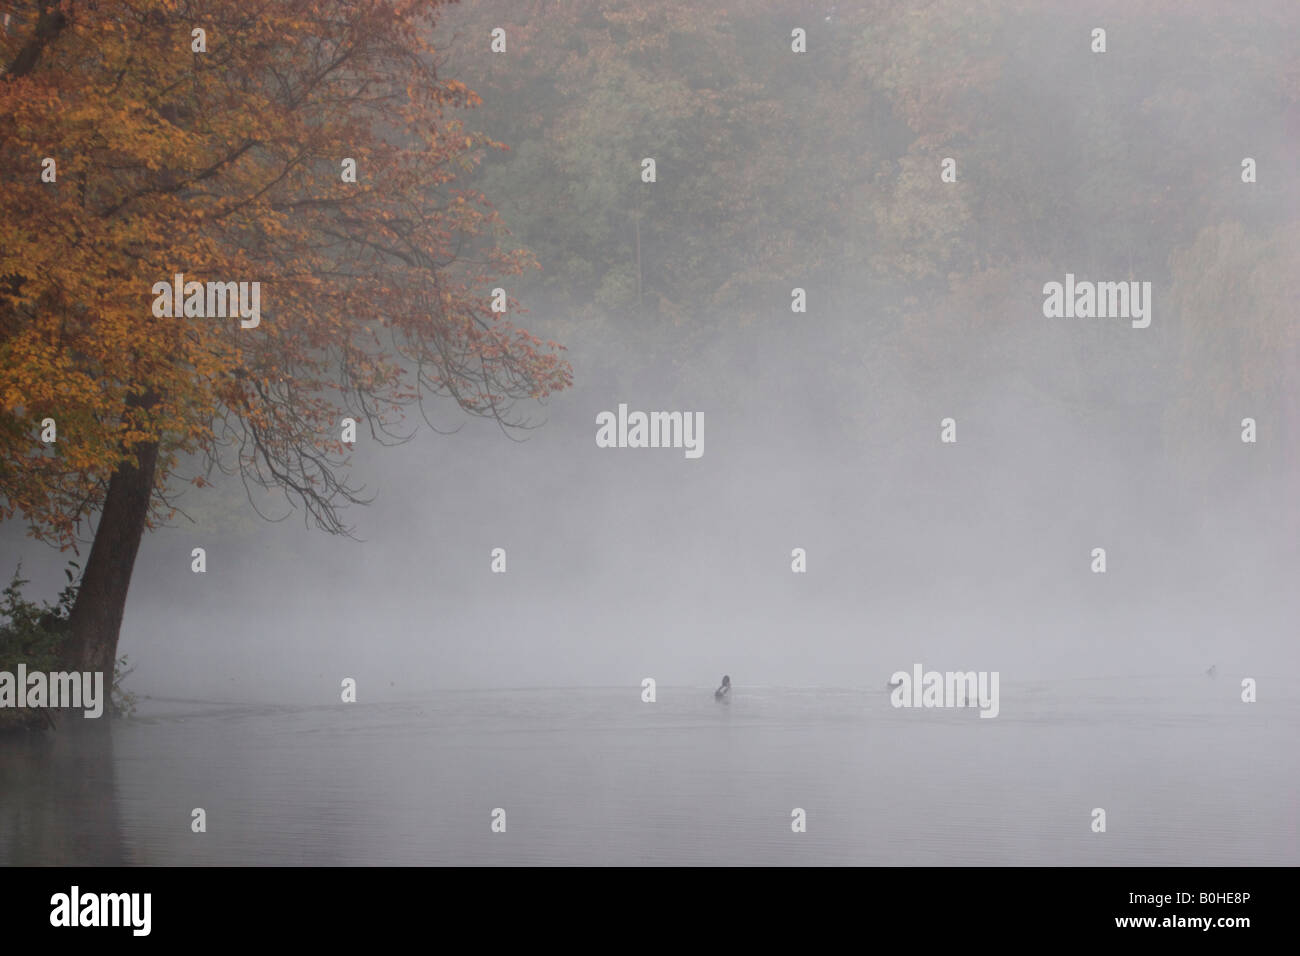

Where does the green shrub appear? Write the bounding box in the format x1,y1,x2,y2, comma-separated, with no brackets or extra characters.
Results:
0,562,135,729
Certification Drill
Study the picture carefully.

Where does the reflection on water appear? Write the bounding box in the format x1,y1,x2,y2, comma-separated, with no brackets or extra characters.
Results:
2,679,1296,865
1,723,126,866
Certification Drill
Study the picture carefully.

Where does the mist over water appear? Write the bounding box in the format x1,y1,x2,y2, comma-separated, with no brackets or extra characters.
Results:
26,348,1293,702
9,312,1296,700
2,0,1298,869
4,681,1294,866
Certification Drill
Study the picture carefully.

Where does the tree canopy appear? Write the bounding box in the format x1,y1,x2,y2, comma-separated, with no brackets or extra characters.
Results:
1,0,571,547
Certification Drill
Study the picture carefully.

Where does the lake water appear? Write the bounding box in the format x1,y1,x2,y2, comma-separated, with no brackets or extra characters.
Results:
2,679,1296,866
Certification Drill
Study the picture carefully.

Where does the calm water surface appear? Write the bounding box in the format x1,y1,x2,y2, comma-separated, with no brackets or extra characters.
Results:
2,679,1296,865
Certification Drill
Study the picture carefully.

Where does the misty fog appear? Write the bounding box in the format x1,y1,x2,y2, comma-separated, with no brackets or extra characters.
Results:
6,284,1295,700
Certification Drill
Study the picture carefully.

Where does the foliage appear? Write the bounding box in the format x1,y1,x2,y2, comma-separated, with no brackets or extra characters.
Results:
0,562,75,679
0,562,139,728
1,0,1295,565
444,0,1297,445
1,0,572,547
0,562,70,729
111,654,138,719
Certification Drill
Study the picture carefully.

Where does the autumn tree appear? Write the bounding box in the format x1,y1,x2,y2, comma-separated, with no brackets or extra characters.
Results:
0,0,571,677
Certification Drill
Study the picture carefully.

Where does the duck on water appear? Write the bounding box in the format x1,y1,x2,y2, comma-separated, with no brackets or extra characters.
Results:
714,675,731,703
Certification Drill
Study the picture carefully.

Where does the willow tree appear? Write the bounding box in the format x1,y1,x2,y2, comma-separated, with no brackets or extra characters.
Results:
0,0,571,675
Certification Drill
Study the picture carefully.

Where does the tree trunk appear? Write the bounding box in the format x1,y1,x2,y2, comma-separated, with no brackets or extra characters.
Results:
62,439,159,677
